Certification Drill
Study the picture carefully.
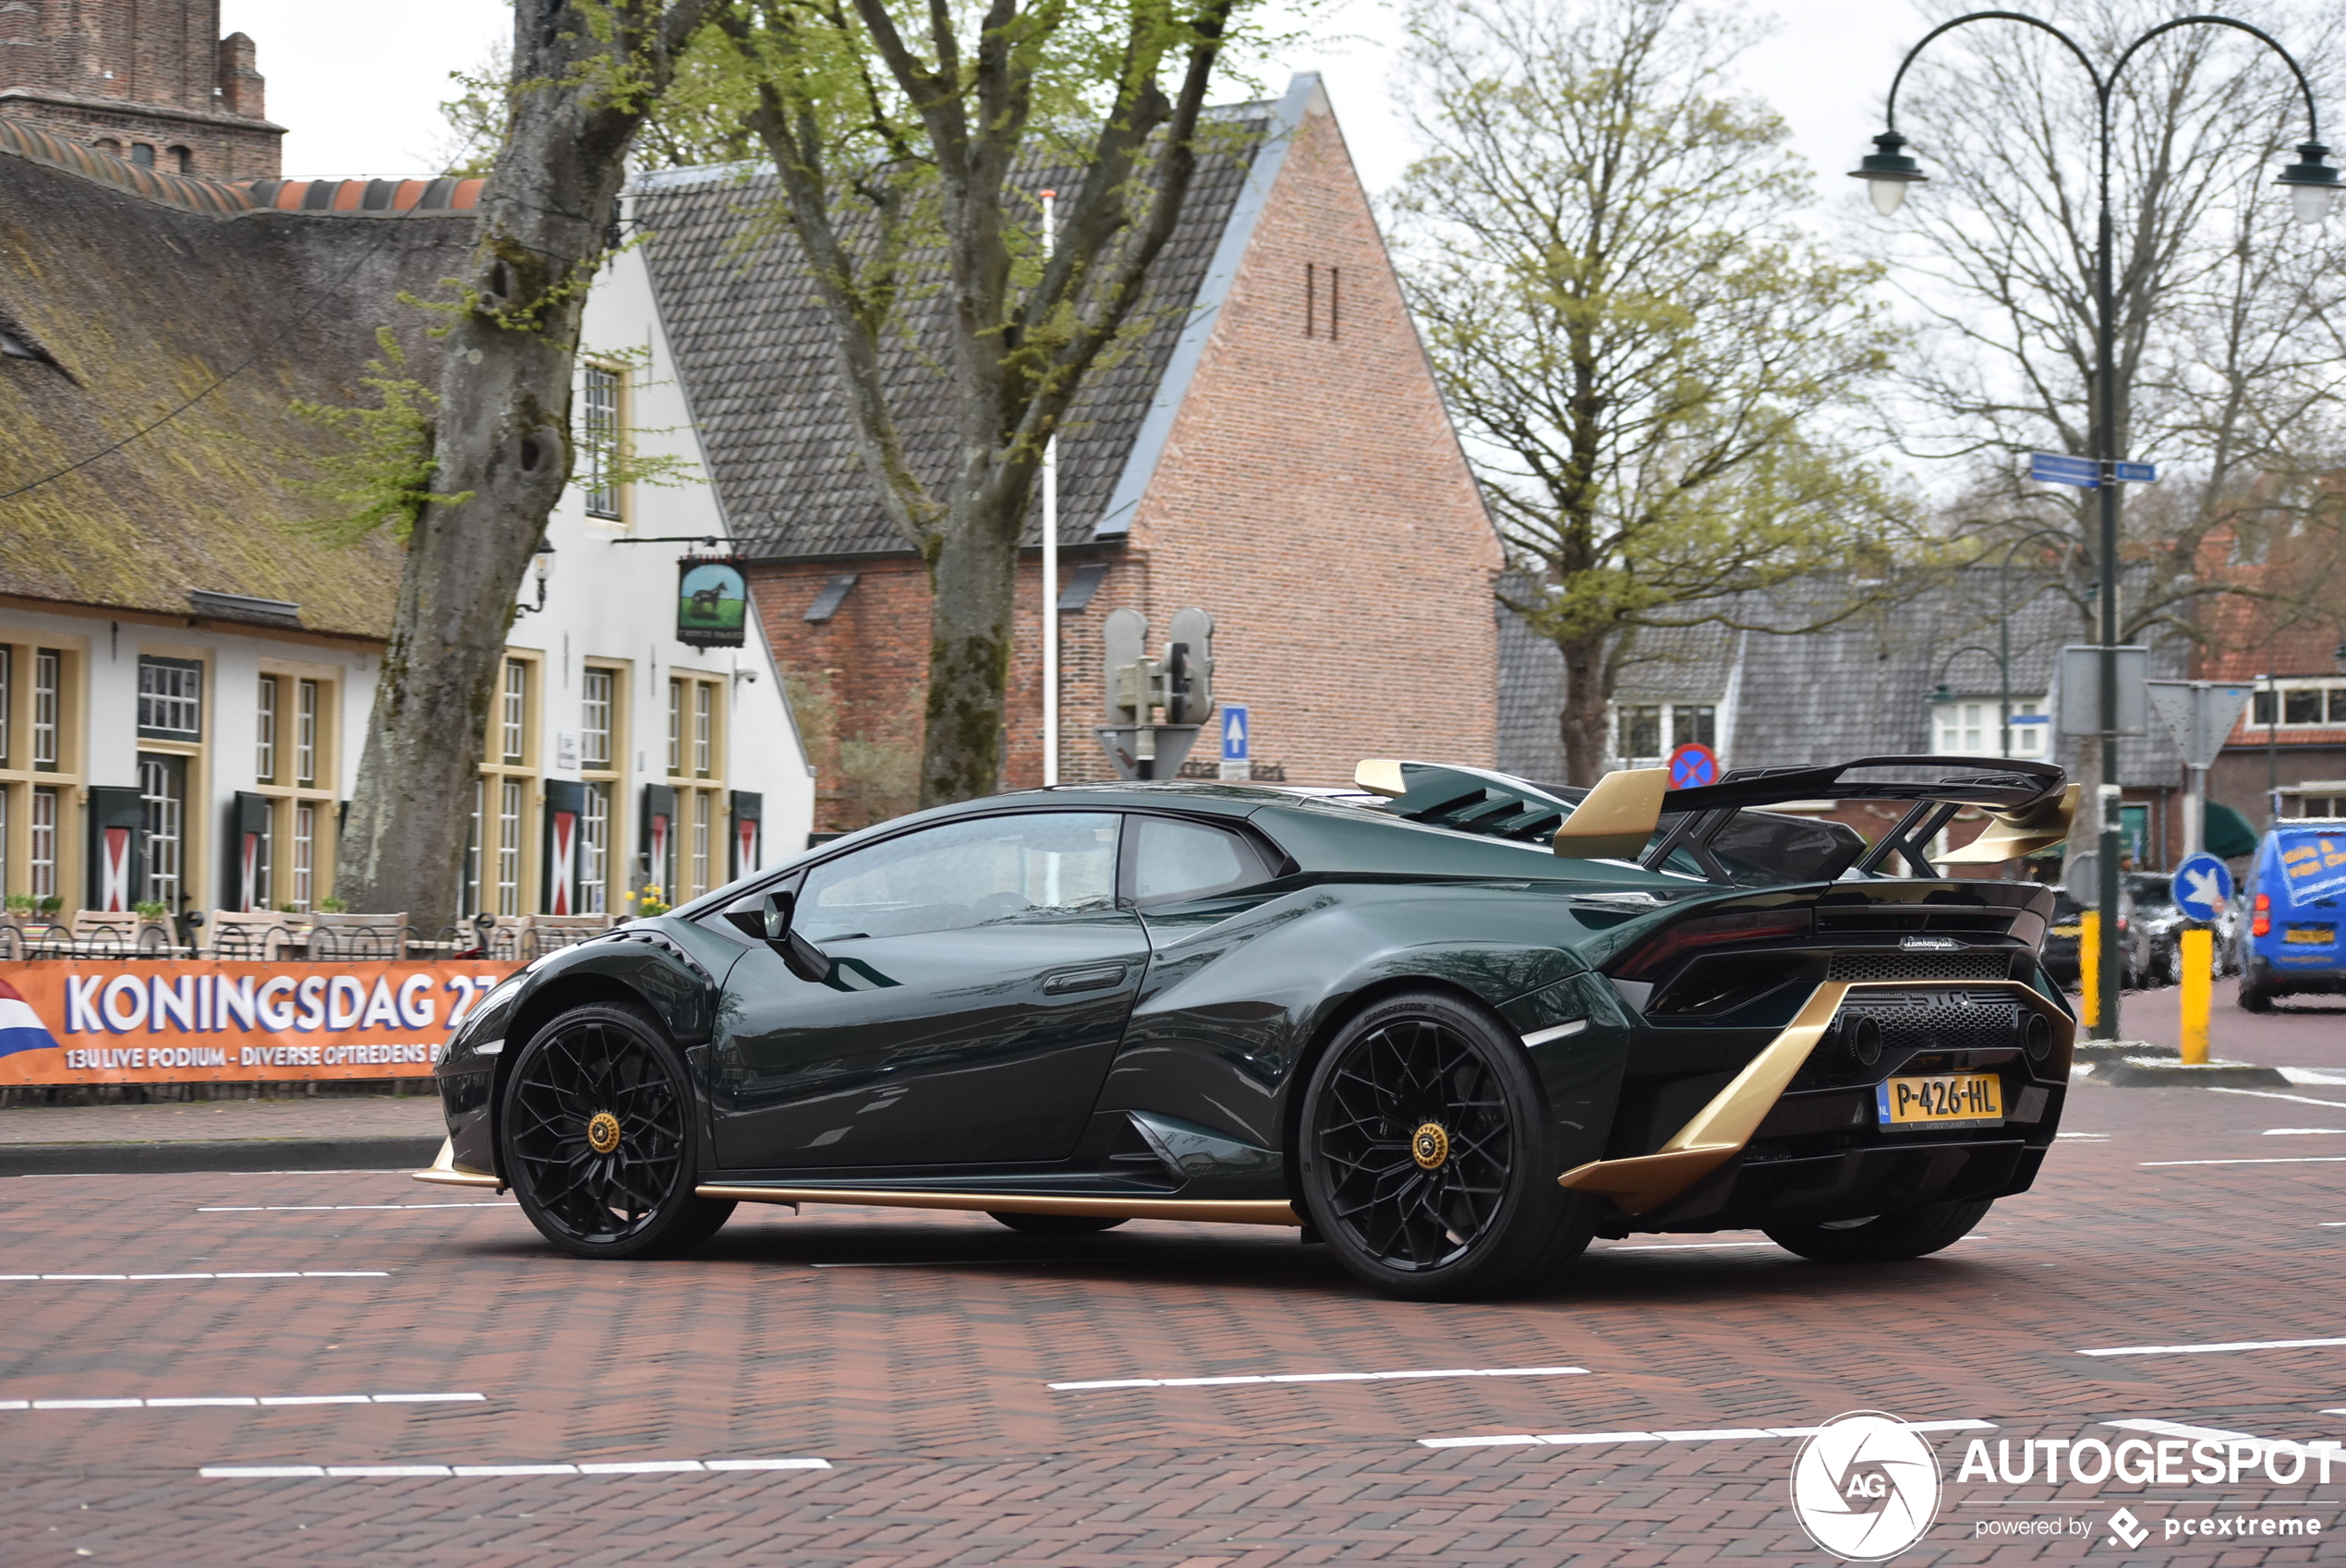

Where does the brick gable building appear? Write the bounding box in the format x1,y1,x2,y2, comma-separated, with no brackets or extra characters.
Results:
637,76,1498,832
0,0,280,178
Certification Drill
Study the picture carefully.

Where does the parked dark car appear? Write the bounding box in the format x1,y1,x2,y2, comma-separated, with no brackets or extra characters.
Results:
2041,887,2150,990
2126,873,2189,988
420,755,2076,1301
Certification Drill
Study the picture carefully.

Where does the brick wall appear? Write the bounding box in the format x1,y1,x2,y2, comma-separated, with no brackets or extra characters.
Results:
749,106,1500,830
0,1,279,177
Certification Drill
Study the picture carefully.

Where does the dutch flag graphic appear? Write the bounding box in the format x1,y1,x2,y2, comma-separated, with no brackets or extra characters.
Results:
0,977,63,1059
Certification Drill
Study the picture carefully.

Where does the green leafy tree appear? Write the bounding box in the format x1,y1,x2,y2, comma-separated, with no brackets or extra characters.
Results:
697,0,1294,807
1391,0,1914,784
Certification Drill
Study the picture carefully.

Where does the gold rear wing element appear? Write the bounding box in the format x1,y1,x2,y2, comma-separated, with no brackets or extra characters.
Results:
1938,784,2081,864
1548,767,1669,861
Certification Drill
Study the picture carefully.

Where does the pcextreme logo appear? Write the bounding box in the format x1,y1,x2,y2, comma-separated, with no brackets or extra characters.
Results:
1790,1411,1942,1562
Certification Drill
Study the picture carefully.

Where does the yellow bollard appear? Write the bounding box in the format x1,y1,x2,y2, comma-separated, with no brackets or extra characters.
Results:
2079,910,2102,1035
2180,927,2213,1065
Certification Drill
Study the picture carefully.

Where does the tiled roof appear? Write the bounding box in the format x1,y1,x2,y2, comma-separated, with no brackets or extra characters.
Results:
1498,566,2192,788
0,116,483,217
0,136,474,636
632,102,1287,560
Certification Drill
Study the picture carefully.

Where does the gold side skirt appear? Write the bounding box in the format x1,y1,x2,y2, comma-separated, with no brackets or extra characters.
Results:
696,1185,1301,1226
1558,979,2074,1217
411,1137,504,1191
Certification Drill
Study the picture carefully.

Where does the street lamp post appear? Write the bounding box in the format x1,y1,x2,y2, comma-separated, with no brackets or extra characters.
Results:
1852,12,2337,1040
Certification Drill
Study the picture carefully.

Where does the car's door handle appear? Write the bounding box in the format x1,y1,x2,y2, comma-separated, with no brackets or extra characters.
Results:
1043,964,1128,995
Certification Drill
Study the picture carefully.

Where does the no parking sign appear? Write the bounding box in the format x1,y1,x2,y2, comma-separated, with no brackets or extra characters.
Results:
1668,742,1718,789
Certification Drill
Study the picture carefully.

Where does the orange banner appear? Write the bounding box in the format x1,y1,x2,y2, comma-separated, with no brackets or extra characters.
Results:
0,961,523,1084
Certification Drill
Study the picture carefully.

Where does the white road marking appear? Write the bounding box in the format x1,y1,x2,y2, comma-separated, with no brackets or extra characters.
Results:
1420,1418,1995,1450
2138,1157,2346,1167
199,1456,829,1479
2280,1067,2346,1085
1596,1241,1779,1252
2105,1418,2258,1442
1049,1365,1586,1391
0,1393,482,1411
2081,1336,2346,1357
0,1272,390,1282
2057,1132,2111,1140
2265,1128,2346,1136
198,1203,505,1212
2207,1087,2346,1111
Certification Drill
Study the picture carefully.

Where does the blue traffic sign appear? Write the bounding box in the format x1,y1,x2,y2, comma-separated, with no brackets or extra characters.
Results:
1220,705,1250,762
2030,452,2098,488
1668,742,1718,789
2111,461,2158,483
2170,852,2233,922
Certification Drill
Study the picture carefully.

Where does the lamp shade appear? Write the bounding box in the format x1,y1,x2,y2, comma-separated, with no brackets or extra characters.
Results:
2277,140,2341,225
1848,129,1925,216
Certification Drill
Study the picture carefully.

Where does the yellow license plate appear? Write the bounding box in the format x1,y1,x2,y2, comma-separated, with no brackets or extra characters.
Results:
1877,1073,2003,1129
2050,924,2082,937
2284,927,2335,945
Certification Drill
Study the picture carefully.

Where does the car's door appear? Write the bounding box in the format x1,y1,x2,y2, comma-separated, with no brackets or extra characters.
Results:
709,810,1147,1170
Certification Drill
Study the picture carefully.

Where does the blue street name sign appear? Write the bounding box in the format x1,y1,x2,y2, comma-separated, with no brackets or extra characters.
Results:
2111,461,2158,484
2170,852,2233,923
2030,452,2098,488
1220,705,1250,762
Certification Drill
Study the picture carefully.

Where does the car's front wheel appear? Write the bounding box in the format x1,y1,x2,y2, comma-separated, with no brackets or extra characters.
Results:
501,1000,734,1260
1297,990,1595,1301
1764,1199,1990,1263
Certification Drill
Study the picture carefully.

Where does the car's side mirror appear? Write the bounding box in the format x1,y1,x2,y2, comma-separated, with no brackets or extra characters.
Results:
742,890,831,984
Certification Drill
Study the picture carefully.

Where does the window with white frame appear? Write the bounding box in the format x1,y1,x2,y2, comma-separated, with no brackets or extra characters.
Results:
33,648,61,768
474,657,538,916
291,802,315,912
501,658,528,764
2252,680,2346,728
2,641,77,909
495,778,524,917
30,785,56,899
136,656,202,740
663,673,727,902
255,675,278,782
580,363,623,521
582,668,614,768
1933,696,2050,758
139,754,187,909
295,679,320,786
579,781,610,914
1613,701,1714,766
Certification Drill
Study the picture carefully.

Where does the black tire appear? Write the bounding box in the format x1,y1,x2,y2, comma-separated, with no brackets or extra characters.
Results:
987,1212,1129,1236
500,1000,734,1260
1765,1199,1991,1263
1296,989,1596,1301
2240,965,2276,1013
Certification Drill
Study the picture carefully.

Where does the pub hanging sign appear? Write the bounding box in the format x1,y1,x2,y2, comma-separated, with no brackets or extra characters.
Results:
677,555,749,648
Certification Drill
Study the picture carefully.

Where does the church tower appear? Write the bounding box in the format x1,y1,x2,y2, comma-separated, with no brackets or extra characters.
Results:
0,0,283,179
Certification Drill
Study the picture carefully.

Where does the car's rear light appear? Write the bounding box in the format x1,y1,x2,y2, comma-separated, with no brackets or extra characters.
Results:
2254,892,2271,938
1612,909,1810,981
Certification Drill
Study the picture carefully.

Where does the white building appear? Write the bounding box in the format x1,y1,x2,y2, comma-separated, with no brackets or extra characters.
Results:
0,121,811,927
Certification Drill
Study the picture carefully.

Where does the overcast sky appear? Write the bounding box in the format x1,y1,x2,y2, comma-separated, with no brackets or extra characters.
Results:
219,0,1934,212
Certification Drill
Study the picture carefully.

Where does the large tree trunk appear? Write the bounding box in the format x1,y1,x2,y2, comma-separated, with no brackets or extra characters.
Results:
337,0,707,933
920,503,1023,802
1557,633,1612,786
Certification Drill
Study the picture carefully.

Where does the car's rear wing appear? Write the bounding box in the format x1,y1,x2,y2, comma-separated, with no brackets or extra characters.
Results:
1350,755,2075,885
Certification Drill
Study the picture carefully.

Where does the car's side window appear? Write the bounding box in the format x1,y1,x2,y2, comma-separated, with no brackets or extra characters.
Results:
797,813,1120,942
1129,814,1274,907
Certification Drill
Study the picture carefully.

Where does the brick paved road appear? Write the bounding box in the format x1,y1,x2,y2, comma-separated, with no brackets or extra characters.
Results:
6,1068,2343,1565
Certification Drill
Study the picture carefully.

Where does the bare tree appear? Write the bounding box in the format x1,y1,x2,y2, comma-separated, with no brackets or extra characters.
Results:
1873,0,2346,656
703,0,1285,807
1390,0,1916,784
337,0,711,932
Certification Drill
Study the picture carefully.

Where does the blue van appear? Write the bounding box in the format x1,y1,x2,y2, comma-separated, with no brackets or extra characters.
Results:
2241,822,2346,1011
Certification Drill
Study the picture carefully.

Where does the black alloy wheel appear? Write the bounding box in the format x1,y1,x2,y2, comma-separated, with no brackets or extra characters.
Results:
1298,990,1594,1301
501,1001,735,1260
988,1212,1129,1236
1763,1198,1991,1263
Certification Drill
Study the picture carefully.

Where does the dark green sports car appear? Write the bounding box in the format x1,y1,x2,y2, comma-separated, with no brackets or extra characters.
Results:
419,755,2078,1300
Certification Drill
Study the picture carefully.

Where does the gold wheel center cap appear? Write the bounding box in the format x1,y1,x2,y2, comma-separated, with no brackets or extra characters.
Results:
586,1111,623,1154
1411,1122,1450,1170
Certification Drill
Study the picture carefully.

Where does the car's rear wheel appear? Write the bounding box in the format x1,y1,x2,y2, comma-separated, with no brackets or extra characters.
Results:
988,1212,1128,1236
501,1001,734,1260
2240,965,2276,1012
1764,1199,1990,1263
1298,990,1595,1301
